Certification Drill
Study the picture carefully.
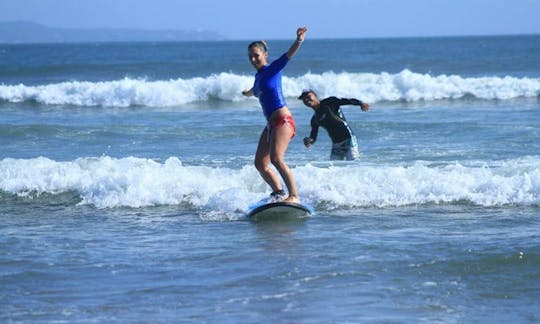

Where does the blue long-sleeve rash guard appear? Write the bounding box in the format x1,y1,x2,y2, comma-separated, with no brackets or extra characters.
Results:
253,53,289,120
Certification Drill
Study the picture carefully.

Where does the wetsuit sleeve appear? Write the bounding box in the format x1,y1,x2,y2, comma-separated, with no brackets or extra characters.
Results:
267,53,289,73
325,96,363,107
335,97,363,106
309,116,319,143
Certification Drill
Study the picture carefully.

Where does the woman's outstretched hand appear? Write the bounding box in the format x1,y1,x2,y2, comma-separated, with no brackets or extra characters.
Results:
296,27,307,42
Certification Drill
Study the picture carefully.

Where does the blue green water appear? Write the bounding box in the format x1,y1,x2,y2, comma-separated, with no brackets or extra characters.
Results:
1,36,540,322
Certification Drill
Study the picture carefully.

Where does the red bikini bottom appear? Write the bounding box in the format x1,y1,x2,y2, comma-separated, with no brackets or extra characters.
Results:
267,115,296,139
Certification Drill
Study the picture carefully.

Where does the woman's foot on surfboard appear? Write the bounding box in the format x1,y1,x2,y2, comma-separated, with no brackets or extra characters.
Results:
283,195,300,204
270,189,287,202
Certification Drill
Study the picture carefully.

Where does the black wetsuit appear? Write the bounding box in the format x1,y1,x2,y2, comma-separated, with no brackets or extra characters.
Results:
308,97,363,144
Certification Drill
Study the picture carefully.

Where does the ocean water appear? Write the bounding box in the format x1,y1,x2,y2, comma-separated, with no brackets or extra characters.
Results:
1,35,540,322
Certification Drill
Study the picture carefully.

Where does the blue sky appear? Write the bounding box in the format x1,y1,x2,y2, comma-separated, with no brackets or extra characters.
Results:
1,0,539,39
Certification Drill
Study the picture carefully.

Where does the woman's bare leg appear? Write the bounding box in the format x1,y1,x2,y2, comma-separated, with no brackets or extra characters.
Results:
254,128,283,193
269,124,299,203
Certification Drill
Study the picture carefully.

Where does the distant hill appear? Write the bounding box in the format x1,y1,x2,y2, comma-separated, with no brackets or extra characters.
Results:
0,21,226,43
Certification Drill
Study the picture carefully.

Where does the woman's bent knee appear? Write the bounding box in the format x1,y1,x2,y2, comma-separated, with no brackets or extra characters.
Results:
270,157,287,170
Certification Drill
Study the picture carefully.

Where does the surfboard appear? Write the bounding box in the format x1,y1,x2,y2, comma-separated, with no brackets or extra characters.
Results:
246,201,313,220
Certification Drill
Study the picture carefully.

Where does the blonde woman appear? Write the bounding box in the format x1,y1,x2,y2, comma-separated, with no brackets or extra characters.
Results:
242,27,307,203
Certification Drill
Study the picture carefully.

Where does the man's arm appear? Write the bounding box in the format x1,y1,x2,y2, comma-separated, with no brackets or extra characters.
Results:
334,97,370,111
304,118,319,148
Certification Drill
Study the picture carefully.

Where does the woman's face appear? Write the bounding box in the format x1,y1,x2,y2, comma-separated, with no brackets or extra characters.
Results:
248,46,268,70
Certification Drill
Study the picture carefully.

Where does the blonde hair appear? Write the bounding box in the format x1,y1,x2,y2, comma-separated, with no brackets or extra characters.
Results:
248,40,268,52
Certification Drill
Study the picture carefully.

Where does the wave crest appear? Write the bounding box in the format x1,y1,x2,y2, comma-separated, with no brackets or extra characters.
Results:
1,70,539,107
1,156,539,209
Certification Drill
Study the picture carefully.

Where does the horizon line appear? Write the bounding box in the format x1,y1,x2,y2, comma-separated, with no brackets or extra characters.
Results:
0,20,538,44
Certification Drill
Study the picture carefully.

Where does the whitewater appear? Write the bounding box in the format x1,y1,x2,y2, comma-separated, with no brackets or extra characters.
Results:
1,70,539,107
1,156,539,210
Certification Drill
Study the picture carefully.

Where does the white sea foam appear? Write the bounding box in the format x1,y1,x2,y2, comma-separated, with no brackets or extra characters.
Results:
1,70,538,107
1,156,538,209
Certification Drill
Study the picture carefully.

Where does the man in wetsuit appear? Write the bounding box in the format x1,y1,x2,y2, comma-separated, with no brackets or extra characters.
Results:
298,90,370,160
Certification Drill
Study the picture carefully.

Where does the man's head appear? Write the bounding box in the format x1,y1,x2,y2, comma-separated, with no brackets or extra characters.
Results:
298,89,319,108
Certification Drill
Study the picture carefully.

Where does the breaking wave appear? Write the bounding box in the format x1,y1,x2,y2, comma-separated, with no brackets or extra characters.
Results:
1,70,539,107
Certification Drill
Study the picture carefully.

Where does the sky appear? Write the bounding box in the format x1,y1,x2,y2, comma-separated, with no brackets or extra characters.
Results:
1,0,539,40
